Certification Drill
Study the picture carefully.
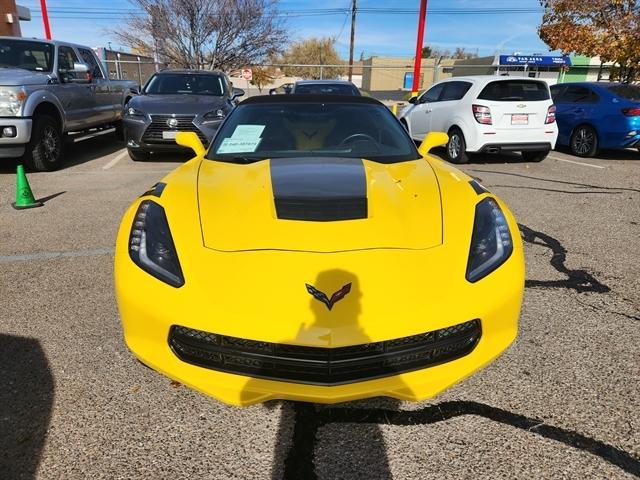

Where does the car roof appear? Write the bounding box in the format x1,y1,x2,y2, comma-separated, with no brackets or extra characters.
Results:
0,35,92,50
553,81,624,88
294,80,357,85
438,75,548,84
156,69,224,76
240,94,382,106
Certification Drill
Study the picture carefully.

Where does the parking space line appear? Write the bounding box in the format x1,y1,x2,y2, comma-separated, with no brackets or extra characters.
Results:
548,155,605,170
102,149,128,170
0,247,114,263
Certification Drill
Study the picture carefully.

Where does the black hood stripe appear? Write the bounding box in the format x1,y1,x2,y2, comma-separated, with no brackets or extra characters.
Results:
270,157,368,221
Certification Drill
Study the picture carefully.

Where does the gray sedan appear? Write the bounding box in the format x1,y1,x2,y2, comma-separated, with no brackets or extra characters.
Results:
123,70,244,161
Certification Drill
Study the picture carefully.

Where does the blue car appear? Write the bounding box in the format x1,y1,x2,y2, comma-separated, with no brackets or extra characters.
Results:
550,82,640,157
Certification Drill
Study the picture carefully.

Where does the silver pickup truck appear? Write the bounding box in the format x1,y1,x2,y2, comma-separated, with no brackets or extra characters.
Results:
0,37,138,171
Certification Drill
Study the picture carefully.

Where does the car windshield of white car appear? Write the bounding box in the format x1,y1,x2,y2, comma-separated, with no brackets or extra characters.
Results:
478,80,550,102
207,102,420,164
0,39,54,72
144,74,225,96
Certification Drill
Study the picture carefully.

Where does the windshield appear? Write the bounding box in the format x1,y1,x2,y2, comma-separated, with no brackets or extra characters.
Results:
478,80,550,101
144,73,225,96
207,102,419,163
0,39,54,72
608,85,640,102
294,83,359,95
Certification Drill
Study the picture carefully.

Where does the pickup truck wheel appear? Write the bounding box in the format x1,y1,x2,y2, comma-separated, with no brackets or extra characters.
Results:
24,115,63,172
128,148,150,161
521,150,549,162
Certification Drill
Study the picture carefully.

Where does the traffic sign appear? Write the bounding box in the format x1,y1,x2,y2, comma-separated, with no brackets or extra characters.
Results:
242,68,252,81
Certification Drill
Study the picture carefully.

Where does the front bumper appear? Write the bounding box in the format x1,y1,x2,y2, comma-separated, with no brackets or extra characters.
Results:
123,114,220,152
0,117,32,157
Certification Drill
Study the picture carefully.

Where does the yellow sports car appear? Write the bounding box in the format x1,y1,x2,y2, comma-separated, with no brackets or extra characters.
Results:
115,95,524,407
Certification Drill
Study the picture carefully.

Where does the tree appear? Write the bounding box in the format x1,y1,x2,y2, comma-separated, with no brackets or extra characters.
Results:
113,0,287,71
249,66,276,92
539,0,640,82
452,47,478,60
279,37,345,79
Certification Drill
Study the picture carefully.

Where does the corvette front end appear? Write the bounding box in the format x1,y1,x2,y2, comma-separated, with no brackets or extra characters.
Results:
115,95,524,406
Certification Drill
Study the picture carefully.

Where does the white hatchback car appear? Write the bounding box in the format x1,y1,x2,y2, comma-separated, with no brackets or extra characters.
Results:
399,76,558,163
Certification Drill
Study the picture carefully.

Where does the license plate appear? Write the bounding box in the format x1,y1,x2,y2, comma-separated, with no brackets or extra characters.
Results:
162,131,177,139
511,114,529,125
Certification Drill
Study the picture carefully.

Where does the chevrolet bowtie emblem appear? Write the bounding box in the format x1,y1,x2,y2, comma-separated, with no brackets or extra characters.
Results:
305,283,351,311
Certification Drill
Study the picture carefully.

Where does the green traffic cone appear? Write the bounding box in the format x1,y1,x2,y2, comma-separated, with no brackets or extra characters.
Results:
12,165,43,210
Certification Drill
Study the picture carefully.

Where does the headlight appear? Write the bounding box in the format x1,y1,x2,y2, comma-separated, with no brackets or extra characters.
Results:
466,197,513,282
129,200,184,287
0,87,27,116
125,106,145,117
202,109,225,124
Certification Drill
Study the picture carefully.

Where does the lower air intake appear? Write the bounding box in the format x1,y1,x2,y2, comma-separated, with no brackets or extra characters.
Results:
168,320,481,385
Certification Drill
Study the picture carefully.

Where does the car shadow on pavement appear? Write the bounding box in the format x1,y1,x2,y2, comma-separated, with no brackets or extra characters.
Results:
0,334,54,480
430,147,529,165
275,400,640,479
554,144,640,161
0,133,125,174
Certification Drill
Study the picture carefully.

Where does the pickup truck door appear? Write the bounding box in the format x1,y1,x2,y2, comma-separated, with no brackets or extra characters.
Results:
78,47,116,124
409,83,445,140
56,46,94,131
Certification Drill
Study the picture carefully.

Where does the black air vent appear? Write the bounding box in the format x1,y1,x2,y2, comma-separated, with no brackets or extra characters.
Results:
270,157,368,221
275,197,367,221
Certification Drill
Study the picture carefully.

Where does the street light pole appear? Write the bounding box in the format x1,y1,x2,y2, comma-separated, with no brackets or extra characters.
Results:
40,0,52,39
348,0,357,81
411,0,428,97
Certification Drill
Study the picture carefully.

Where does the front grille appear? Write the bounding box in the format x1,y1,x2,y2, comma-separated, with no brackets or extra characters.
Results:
142,115,208,146
168,320,481,385
275,197,368,221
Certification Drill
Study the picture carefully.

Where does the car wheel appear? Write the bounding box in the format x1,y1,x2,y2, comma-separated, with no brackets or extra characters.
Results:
23,115,64,172
570,125,598,158
521,150,549,162
128,148,150,162
446,128,469,164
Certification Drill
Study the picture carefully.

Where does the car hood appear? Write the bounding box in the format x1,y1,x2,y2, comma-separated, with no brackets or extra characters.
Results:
197,157,443,252
0,68,51,86
130,94,228,114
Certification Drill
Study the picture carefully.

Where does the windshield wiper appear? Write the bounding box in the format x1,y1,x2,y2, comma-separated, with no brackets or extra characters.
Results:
227,156,268,164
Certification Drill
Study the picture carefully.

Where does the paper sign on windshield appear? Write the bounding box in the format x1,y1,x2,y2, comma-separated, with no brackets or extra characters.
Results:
216,124,265,153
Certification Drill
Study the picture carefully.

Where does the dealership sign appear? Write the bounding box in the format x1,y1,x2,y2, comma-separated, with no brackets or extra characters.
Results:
499,55,572,66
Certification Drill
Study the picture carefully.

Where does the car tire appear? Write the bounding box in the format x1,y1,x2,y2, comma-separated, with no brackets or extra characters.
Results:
23,115,64,172
521,150,549,162
570,125,599,158
446,128,469,164
128,148,150,162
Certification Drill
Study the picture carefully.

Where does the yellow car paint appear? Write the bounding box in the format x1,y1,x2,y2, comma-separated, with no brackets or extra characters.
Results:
115,134,524,407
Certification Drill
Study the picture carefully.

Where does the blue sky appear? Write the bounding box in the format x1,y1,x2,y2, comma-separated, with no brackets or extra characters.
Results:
19,0,558,59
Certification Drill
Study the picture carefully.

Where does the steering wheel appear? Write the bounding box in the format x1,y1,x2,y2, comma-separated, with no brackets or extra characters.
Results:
339,133,380,151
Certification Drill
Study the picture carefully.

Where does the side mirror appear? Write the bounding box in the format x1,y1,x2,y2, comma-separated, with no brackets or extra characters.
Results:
73,62,89,74
408,96,418,104
175,131,205,157
231,88,245,100
418,132,449,156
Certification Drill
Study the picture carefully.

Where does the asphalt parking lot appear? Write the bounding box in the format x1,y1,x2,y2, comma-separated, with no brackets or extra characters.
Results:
1,135,638,479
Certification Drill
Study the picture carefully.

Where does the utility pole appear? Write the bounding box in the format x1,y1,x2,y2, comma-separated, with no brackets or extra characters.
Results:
348,0,356,81
411,0,428,97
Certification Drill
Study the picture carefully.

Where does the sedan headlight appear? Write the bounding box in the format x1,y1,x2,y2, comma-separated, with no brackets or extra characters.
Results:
125,106,145,117
0,87,27,116
202,109,225,124
466,197,513,282
129,200,184,287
